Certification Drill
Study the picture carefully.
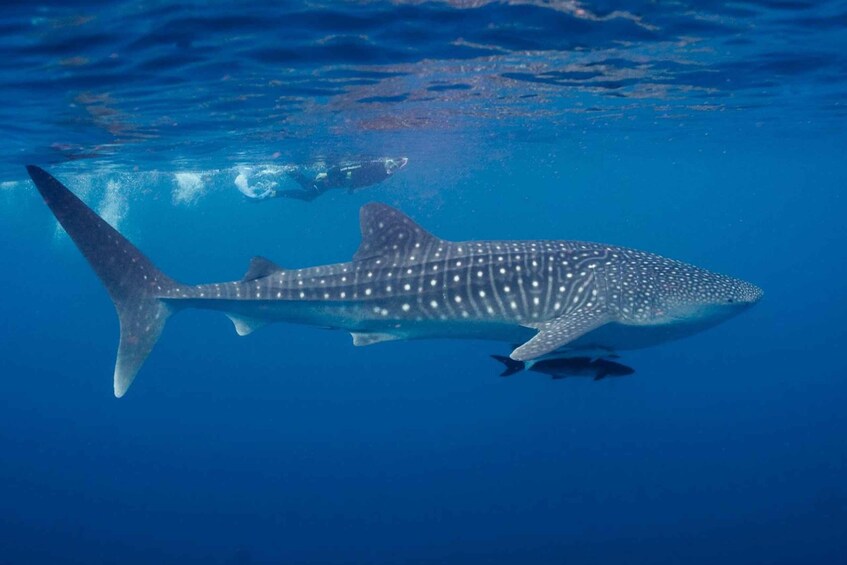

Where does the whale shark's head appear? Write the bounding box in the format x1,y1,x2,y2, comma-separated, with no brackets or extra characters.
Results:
646,265,763,329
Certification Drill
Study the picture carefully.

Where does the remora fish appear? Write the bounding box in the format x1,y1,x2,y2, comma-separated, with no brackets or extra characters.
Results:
27,166,762,397
491,355,635,380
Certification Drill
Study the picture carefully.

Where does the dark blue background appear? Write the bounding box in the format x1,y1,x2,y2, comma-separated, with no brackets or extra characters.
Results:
1,1,846,563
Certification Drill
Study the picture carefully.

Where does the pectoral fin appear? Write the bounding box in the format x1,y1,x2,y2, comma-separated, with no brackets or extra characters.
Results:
511,308,610,361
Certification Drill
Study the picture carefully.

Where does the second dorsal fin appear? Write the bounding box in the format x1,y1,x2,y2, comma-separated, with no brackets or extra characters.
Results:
353,203,441,262
242,256,283,282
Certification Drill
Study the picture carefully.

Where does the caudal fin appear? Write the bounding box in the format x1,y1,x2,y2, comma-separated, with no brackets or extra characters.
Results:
27,166,179,397
491,355,525,377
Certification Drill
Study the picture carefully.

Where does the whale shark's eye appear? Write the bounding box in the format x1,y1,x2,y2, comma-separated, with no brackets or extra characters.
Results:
726,298,735,304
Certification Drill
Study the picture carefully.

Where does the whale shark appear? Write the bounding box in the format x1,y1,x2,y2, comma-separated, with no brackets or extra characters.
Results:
27,165,763,397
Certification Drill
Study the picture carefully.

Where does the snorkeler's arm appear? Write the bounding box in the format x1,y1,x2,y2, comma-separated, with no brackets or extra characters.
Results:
287,170,318,191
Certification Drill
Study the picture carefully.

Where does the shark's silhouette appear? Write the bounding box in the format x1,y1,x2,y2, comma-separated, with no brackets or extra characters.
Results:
27,166,762,397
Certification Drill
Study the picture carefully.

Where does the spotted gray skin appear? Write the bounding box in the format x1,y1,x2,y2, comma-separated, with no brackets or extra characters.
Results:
27,166,763,397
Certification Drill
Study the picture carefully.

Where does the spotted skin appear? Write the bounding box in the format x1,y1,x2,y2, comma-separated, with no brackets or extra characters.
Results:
28,166,763,397
166,203,762,357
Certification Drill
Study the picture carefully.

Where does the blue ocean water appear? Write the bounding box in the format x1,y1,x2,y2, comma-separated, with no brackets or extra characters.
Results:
1,1,846,563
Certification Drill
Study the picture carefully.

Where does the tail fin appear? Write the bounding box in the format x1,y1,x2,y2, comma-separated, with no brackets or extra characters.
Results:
491,355,525,377
27,166,179,397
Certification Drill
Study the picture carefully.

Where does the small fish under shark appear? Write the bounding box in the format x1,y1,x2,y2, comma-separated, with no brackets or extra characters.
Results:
26,166,763,397
491,354,635,380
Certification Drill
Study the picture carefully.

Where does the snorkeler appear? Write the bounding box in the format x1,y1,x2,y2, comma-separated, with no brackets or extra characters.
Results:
281,157,409,201
235,157,408,202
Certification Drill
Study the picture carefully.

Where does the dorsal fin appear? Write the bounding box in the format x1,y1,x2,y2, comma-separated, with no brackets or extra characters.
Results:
242,256,283,282
354,203,441,262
